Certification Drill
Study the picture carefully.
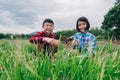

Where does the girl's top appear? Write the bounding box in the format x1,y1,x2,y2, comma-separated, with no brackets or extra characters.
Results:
73,32,96,55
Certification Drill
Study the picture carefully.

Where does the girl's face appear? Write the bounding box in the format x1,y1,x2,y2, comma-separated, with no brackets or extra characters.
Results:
42,22,54,35
78,21,87,33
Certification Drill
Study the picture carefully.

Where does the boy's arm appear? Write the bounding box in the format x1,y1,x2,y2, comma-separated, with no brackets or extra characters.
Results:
43,38,58,47
29,32,55,44
29,32,45,44
42,34,56,43
29,36,43,44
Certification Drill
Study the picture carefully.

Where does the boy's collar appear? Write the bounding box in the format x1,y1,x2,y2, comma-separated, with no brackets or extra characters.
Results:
43,31,52,36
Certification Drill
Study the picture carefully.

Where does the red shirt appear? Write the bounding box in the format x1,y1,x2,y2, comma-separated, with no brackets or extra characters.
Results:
29,31,55,44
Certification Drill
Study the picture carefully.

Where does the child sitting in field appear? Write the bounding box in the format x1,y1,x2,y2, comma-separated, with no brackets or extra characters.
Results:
29,18,58,56
72,17,96,56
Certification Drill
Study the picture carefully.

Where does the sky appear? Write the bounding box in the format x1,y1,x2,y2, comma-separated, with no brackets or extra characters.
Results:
0,0,116,34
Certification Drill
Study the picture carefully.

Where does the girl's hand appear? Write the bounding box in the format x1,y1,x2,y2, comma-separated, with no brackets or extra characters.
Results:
72,40,78,46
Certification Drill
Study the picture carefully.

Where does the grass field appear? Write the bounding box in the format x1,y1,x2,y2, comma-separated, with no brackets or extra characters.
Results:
0,39,120,80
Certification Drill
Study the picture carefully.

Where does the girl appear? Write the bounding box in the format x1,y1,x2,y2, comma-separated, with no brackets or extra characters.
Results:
72,17,96,56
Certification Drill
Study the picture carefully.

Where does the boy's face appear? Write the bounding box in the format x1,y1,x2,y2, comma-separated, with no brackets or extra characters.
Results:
42,22,54,34
78,21,87,33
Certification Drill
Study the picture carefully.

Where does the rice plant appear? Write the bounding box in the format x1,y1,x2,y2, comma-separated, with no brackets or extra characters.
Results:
0,39,120,80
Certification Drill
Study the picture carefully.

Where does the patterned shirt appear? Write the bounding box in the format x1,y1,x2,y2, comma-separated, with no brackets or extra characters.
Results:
73,32,96,55
29,31,55,54
29,31,55,44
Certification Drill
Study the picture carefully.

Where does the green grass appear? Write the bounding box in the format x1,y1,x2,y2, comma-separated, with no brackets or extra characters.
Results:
0,39,120,80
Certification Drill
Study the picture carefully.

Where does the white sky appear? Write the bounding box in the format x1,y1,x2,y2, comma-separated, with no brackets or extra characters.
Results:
0,0,116,34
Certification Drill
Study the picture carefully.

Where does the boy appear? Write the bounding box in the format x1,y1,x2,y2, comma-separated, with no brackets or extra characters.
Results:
30,18,58,56
72,17,96,56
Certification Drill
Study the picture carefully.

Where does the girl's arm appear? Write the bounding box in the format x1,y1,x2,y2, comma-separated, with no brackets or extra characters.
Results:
72,40,78,49
88,35,96,54
72,34,79,49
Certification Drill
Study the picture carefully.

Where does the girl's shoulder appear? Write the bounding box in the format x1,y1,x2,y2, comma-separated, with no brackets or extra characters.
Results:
87,32,95,36
87,32,96,38
73,32,82,39
74,32,82,35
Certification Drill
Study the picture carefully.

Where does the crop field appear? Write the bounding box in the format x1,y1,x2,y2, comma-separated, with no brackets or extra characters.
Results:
0,39,120,80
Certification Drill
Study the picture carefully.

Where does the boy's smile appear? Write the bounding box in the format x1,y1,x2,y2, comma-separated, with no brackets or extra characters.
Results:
42,22,54,35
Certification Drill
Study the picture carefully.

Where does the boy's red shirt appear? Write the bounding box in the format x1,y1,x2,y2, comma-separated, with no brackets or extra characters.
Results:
29,31,55,44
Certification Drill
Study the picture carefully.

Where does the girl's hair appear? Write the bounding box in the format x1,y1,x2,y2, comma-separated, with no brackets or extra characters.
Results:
42,18,54,26
76,17,90,32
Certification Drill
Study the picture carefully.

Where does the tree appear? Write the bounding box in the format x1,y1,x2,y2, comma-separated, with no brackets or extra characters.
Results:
5,33,13,39
89,28,103,37
101,1,120,39
21,34,26,38
54,29,76,39
101,4,120,30
0,33,5,39
115,0,120,5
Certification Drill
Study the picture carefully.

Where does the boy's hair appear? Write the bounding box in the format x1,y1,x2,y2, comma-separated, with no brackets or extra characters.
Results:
42,18,54,26
76,17,90,32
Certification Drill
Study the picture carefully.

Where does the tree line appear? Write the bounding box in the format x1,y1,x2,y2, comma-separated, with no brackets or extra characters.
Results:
0,28,119,40
0,33,32,39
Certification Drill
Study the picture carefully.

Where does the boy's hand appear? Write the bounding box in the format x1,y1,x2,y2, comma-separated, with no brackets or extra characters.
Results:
49,39,58,47
43,37,53,43
43,37,58,47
